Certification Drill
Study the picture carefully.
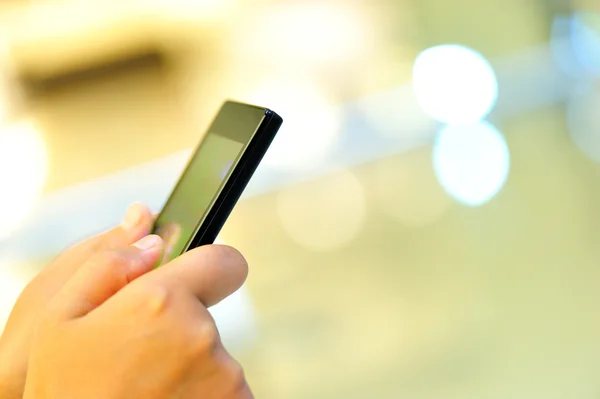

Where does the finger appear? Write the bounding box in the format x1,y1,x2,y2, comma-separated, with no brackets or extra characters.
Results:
49,235,164,320
68,202,154,255
145,245,248,308
238,381,255,399
89,202,155,250
47,203,155,276
212,348,254,399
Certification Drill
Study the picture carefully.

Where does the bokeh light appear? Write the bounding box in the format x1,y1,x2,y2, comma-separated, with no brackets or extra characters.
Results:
570,12,600,77
0,36,12,126
276,170,366,251
567,87,600,162
247,77,341,171
144,0,235,23
0,120,48,239
433,122,510,207
231,3,369,71
358,85,437,140
551,14,584,78
412,44,498,125
374,148,451,227
210,285,257,351
0,75,7,126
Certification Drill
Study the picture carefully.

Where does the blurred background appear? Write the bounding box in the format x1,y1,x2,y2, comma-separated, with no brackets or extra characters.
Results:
1,0,600,397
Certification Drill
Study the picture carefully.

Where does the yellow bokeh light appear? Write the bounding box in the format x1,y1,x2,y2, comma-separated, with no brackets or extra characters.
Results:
0,83,6,125
374,148,451,228
231,3,370,70
276,170,366,251
143,0,235,22
246,76,342,171
0,120,48,239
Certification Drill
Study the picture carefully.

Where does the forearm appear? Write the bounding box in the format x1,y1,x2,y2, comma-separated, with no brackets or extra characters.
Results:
0,350,27,399
0,375,25,399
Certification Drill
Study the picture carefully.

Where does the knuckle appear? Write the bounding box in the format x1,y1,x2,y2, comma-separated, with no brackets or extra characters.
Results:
131,281,171,316
93,250,132,284
92,230,128,253
95,250,129,269
37,305,60,328
37,300,70,332
91,233,112,251
222,357,247,393
188,320,220,357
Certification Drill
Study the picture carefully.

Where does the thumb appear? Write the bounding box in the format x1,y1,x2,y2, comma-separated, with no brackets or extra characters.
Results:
48,235,164,320
145,244,248,308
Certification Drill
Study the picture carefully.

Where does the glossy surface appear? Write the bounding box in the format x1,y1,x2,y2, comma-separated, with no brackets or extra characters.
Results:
153,102,279,261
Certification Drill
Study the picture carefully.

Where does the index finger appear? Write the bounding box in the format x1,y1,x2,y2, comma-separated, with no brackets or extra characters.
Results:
142,244,248,308
45,203,154,277
61,203,154,256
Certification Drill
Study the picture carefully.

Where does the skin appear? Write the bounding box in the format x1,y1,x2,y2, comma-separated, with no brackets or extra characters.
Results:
0,203,252,399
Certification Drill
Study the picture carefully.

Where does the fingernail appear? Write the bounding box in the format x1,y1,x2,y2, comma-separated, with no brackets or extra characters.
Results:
133,235,161,251
122,203,143,231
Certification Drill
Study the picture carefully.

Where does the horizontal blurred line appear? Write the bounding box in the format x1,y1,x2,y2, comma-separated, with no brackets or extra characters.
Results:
0,42,577,263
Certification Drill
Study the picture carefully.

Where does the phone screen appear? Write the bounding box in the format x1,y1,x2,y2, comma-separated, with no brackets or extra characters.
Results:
153,132,245,263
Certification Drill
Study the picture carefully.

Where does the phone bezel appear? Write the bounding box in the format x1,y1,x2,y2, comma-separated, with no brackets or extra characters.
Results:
153,100,282,255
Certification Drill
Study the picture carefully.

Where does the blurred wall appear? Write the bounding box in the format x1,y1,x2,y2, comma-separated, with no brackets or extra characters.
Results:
1,0,600,398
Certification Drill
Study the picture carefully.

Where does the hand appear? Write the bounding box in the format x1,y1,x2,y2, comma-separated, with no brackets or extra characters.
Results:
23,234,252,398
0,203,154,399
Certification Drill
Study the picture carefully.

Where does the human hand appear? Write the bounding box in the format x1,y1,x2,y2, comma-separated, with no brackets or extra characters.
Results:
23,234,251,398
0,203,154,399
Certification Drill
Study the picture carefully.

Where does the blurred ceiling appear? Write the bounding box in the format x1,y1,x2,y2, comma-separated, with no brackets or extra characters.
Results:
0,0,558,192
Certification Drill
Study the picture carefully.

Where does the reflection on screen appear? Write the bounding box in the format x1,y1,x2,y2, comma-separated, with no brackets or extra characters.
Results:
153,132,244,263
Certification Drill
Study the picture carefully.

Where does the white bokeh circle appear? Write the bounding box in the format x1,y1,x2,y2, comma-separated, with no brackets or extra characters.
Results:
412,44,498,125
247,77,341,171
276,170,366,251
0,120,48,239
570,12,600,77
433,122,510,207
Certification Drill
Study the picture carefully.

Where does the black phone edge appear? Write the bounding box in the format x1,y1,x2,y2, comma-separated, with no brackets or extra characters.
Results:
187,107,283,248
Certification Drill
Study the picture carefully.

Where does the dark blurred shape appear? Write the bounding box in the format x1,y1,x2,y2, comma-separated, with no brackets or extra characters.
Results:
545,0,576,15
22,52,166,95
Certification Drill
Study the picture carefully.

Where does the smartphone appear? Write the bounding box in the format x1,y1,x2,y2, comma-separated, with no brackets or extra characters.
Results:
152,100,282,263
